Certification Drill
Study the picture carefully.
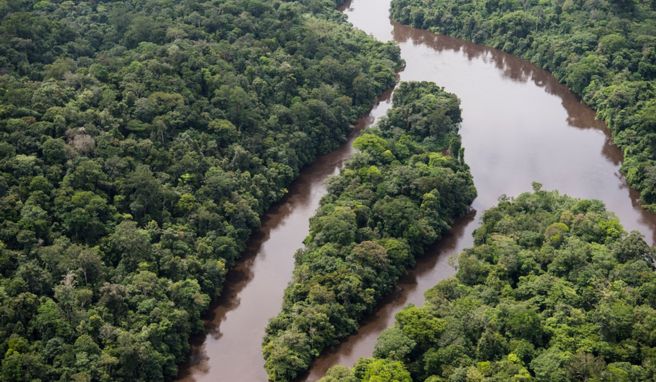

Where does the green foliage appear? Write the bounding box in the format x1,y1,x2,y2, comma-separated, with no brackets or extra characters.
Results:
391,0,656,211
373,326,416,361
0,0,402,380
360,358,413,382
333,190,656,381
263,82,476,381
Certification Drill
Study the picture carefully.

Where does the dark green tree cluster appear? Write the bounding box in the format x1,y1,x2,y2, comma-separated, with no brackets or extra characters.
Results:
325,187,656,381
0,0,401,380
262,82,477,381
391,0,656,211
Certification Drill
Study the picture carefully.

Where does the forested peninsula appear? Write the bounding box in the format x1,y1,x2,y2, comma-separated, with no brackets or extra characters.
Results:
323,188,656,381
0,0,401,380
262,82,476,382
391,0,656,211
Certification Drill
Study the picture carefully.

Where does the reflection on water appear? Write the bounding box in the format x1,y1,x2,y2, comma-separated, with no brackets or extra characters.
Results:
180,0,656,381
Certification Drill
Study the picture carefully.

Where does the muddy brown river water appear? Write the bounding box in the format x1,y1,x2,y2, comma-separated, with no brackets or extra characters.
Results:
178,0,656,381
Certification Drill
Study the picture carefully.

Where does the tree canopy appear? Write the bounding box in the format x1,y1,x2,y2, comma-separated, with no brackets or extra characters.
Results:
327,188,656,381
262,82,476,381
0,0,401,380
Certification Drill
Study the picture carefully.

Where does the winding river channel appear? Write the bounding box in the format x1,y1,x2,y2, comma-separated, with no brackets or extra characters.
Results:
178,0,656,381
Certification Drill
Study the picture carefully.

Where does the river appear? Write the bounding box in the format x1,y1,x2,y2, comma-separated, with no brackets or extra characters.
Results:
178,0,656,380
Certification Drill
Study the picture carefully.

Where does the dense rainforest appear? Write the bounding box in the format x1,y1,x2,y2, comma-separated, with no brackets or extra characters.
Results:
323,188,656,381
0,0,402,380
262,82,477,381
390,0,656,211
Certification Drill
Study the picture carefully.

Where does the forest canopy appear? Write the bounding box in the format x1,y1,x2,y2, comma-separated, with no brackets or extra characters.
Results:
324,188,656,381
391,0,656,211
262,82,476,382
0,0,401,380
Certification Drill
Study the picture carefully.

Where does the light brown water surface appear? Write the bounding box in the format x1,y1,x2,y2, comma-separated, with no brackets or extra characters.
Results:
179,1,656,381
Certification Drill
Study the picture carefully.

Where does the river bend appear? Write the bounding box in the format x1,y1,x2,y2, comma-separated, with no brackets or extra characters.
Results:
178,1,656,380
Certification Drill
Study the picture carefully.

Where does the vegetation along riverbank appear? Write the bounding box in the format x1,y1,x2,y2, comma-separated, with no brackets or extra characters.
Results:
263,82,477,381
323,188,656,381
0,0,401,380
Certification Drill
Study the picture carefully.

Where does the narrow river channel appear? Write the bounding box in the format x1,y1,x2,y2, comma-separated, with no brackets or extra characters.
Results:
178,0,656,381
